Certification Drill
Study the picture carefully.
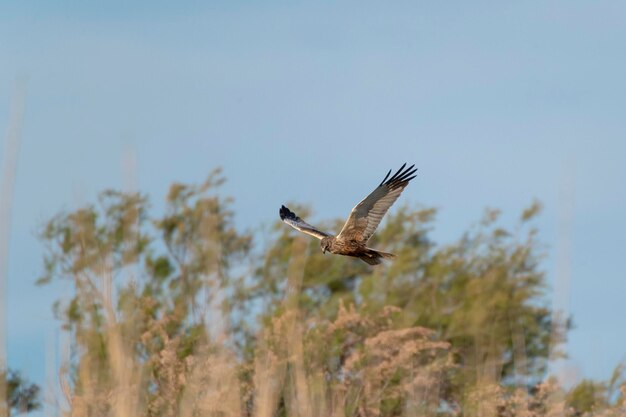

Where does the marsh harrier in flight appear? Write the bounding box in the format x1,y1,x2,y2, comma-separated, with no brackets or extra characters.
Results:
279,163,417,265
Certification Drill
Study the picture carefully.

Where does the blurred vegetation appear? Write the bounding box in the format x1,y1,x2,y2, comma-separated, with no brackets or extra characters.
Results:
35,169,625,417
1,369,41,416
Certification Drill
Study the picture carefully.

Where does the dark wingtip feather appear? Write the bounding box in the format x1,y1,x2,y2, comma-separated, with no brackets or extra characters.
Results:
279,205,291,220
379,169,392,186
383,163,418,188
389,163,407,182
280,205,300,222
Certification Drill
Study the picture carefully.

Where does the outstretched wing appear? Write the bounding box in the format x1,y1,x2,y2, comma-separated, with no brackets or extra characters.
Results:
279,205,331,240
337,163,417,243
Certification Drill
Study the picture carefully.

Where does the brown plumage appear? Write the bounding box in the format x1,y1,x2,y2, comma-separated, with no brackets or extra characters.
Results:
279,163,417,265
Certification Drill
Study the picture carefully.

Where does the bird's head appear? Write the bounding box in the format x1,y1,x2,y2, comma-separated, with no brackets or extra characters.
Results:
320,236,332,254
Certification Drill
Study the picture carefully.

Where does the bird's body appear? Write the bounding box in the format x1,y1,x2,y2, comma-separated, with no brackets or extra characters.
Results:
320,235,395,265
279,163,417,265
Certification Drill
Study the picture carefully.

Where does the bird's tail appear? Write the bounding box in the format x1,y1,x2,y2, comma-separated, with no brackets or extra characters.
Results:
360,248,396,265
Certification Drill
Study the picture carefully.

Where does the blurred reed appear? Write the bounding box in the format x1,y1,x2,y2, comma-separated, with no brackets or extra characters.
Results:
0,79,26,417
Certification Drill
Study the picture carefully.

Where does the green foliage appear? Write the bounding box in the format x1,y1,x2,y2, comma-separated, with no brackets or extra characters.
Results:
567,380,608,414
2,369,41,415
565,363,626,414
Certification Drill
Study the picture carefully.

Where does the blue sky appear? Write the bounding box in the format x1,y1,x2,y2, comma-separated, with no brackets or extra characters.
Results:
1,0,625,410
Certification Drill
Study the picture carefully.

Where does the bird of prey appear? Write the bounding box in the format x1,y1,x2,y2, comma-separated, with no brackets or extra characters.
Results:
279,163,417,265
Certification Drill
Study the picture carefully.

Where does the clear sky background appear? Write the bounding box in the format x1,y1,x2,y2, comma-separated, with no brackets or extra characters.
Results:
1,1,625,412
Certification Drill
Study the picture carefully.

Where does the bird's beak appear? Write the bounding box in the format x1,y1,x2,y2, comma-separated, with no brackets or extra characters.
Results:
323,248,326,254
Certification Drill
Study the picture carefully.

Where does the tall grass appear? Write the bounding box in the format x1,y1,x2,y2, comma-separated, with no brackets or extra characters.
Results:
1,80,27,417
